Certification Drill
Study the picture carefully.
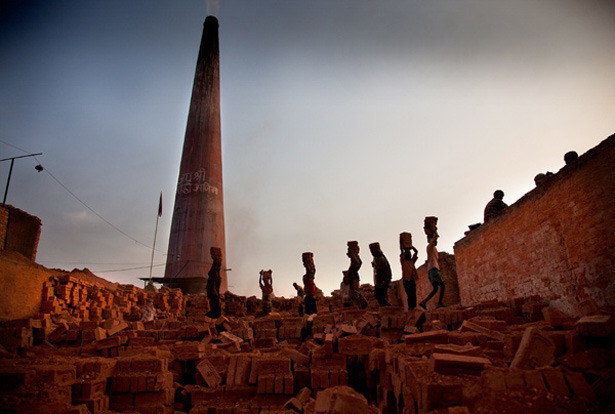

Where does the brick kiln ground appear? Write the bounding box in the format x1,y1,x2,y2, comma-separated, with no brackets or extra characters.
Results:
0,270,613,414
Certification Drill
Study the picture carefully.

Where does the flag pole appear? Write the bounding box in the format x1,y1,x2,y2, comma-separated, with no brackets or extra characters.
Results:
148,192,162,283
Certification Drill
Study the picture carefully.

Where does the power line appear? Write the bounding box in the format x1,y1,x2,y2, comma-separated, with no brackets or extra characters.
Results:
93,263,166,274
38,260,156,265
0,139,167,254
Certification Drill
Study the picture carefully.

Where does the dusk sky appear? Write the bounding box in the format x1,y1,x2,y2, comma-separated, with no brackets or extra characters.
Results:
1,0,614,297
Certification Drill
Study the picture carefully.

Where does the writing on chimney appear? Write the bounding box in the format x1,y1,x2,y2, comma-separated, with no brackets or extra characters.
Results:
177,168,219,196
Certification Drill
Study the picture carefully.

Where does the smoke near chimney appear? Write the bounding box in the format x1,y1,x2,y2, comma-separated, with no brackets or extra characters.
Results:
206,0,219,16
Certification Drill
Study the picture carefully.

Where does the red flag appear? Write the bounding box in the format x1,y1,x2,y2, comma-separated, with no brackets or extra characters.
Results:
158,192,162,217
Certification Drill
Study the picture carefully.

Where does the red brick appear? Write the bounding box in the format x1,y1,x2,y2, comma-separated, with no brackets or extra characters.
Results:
274,375,284,394
280,347,310,366
95,336,121,350
433,343,482,356
576,315,615,337
72,378,106,399
542,307,576,328
404,330,448,344
510,327,555,369
523,370,547,391
76,395,109,414
564,371,596,401
459,320,505,341
421,381,463,411
542,368,571,396
196,358,221,387
35,364,76,386
254,356,291,376
430,353,491,375
504,369,525,388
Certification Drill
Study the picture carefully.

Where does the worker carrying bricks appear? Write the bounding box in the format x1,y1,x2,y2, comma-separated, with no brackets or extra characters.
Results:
484,189,508,222
259,269,274,316
302,252,318,315
347,241,368,309
293,282,304,316
206,247,222,318
369,242,392,306
399,232,419,310
419,218,445,309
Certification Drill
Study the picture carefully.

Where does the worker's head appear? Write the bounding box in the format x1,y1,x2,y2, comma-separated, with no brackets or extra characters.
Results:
494,190,504,200
564,151,578,165
428,233,439,245
369,242,381,256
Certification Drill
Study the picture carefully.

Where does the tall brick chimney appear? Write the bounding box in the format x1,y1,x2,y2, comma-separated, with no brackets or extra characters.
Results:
164,16,227,294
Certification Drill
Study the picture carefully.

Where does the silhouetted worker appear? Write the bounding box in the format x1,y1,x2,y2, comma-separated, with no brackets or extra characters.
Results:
302,252,318,315
399,232,419,310
534,171,554,186
259,269,274,315
564,151,578,165
341,270,352,308
370,242,392,306
206,247,222,318
293,282,304,298
419,233,445,309
347,241,368,309
293,282,304,316
484,190,508,222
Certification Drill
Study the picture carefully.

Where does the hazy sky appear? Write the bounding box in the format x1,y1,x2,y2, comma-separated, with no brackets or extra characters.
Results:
1,0,614,297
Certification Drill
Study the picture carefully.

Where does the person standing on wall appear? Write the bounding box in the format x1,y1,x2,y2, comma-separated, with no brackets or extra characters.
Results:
484,190,508,222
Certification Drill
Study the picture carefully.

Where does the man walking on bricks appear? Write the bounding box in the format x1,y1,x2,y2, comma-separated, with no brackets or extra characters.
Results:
370,242,392,306
419,232,446,309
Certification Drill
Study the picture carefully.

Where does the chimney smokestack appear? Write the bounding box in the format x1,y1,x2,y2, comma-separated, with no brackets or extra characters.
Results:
164,16,227,294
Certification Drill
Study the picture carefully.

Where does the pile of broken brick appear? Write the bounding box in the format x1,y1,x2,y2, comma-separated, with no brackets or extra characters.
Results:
0,273,613,413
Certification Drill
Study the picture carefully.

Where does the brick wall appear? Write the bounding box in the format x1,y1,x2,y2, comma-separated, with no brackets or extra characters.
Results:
0,251,51,320
454,134,615,316
0,204,42,261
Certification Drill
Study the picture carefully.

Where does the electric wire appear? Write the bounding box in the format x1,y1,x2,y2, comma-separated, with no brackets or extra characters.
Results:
0,138,167,254
93,263,166,273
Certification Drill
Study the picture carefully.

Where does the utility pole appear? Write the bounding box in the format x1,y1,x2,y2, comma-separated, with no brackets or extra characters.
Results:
1,153,43,204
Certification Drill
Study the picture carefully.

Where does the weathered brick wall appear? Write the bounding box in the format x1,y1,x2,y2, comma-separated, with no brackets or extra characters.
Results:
1,204,42,261
454,135,615,316
0,251,51,320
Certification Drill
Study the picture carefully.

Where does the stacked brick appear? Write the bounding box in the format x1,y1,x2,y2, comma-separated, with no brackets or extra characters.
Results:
36,273,184,325
0,272,613,413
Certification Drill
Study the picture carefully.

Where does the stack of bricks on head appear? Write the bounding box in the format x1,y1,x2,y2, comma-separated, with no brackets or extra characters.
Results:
0,272,613,414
